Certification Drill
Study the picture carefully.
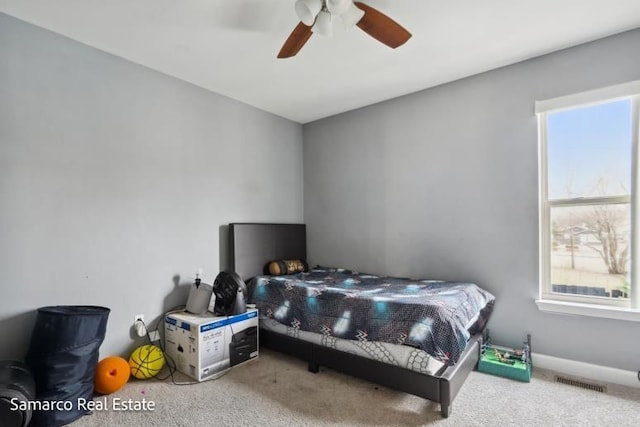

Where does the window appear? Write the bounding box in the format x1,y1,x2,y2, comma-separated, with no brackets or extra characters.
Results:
536,81,640,319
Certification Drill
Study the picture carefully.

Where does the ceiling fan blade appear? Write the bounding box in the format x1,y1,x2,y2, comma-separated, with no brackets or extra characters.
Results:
353,2,412,49
277,22,313,58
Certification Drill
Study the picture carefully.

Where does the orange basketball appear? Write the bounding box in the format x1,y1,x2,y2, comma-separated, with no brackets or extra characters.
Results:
95,356,131,395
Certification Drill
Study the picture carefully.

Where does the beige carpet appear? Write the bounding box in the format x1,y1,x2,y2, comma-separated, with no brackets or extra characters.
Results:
72,348,640,427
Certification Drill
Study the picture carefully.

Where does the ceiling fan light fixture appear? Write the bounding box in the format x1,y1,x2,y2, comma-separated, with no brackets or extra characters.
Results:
340,2,365,30
326,0,351,15
279,0,411,58
295,0,323,26
311,10,333,36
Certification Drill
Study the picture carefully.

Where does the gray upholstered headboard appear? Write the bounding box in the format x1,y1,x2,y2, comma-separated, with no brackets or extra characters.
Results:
229,223,306,282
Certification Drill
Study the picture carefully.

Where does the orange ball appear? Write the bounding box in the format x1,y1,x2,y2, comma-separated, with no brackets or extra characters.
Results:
95,356,131,395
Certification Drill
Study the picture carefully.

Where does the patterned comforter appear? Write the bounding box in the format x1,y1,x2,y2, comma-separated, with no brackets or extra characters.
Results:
248,267,495,364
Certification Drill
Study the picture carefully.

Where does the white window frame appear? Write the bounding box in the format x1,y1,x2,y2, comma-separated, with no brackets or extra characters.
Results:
535,81,640,321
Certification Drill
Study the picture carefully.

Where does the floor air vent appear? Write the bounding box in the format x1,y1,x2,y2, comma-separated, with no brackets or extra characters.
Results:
554,375,606,393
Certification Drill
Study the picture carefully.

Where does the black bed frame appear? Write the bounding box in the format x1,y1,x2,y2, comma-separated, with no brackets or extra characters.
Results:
229,222,483,418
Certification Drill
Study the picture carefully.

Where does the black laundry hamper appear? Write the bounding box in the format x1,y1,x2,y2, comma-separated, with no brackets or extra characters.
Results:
0,360,36,427
25,306,110,427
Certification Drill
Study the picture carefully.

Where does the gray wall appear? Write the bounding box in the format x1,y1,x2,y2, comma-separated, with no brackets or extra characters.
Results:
0,14,303,359
304,29,640,371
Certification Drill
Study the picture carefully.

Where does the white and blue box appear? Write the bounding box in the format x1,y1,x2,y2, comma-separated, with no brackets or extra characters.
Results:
164,309,258,382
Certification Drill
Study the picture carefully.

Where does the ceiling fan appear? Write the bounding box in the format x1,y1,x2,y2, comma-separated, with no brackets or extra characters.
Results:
278,0,412,58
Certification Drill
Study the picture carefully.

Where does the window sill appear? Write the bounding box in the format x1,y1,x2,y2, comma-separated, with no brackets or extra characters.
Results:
535,299,640,322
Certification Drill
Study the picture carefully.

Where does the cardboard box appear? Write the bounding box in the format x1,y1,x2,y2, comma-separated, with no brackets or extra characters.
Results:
164,309,258,381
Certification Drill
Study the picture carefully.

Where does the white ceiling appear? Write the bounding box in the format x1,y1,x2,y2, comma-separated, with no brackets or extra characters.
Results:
1,0,639,123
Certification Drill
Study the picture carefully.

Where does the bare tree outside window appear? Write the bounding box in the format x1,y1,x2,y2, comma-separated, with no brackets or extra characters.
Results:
579,204,629,275
549,178,630,299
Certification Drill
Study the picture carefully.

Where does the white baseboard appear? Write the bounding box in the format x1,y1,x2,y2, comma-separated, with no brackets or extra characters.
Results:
532,352,640,389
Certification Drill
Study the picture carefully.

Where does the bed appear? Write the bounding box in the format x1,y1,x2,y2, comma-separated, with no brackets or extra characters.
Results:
228,223,495,418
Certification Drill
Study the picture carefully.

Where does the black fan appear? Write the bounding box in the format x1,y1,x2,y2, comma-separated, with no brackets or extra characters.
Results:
213,271,247,316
